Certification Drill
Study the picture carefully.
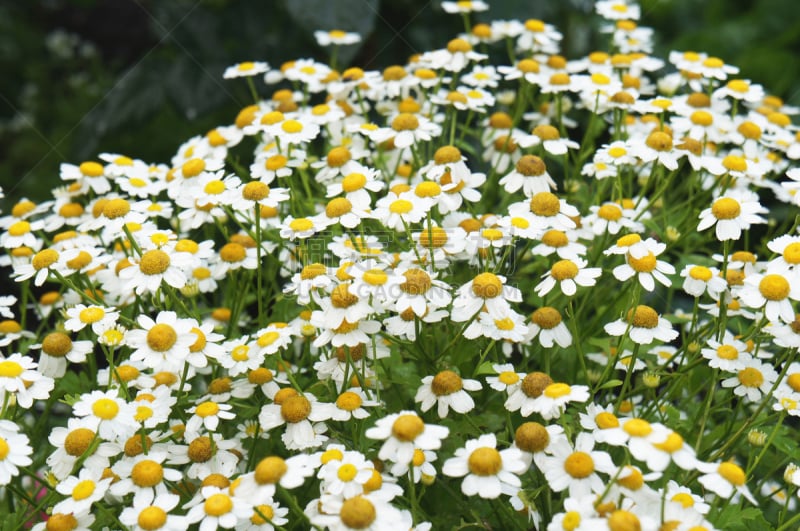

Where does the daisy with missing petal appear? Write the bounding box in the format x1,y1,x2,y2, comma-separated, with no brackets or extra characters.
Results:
721,358,778,403
365,411,449,476
415,370,482,418
535,257,602,297
442,433,527,499
119,491,186,531
739,271,800,323
539,432,617,498
314,29,362,47
605,304,679,345
697,189,768,241
504,371,553,417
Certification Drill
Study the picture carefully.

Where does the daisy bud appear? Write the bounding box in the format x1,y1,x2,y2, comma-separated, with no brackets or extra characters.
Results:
747,429,767,447
642,372,661,388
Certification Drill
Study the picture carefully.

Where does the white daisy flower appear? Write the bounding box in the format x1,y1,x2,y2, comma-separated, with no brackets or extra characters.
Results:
680,264,727,298
119,491,186,531
365,411,449,476
605,304,679,345
739,271,800,324
53,467,113,515
125,311,197,371
611,237,675,292
223,60,269,78
184,485,251,530
539,432,617,498
0,419,32,486
698,461,757,504
535,257,602,297
527,306,572,348
64,304,120,335
415,370,482,418
442,433,527,499
721,358,778,402
697,189,768,241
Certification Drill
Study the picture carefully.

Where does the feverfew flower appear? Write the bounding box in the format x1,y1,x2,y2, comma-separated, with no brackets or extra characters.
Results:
604,304,679,345
415,370,482,417
365,411,449,476
697,189,768,241
0,420,32,486
442,433,527,499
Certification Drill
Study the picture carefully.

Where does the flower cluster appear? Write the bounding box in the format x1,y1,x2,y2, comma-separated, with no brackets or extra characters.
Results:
1,1,799,530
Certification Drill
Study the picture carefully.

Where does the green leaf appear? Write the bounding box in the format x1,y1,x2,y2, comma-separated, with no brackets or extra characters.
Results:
473,360,498,376
599,379,623,389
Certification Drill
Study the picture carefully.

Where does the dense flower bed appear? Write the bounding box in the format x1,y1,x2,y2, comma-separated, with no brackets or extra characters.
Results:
1,1,799,529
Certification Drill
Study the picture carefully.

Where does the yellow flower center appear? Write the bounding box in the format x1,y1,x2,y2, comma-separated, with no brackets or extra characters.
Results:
66,251,92,270
718,462,746,486
220,242,246,263
45,513,79,531
759,274,790,301
7,221,31,237
498,371,520,385
242,181,270,201
646,131,673,151
532,307,562,329
418,226,448,248
722,155,747,172
320,449,344,465
389,199,413,214
196,401,220,418
434,145,462,165
626,305,659,328
337,463,358,482
257,331,281,347
551,260,579,280
342,173,367,192
205,493,233,517
146,323,177,352
137,506,167,530
79,161,104,176
327,146,351,167
689,265,713,281
690,110,713,126
0,320,21,334
468,447,503,476
181,158,206,178
336,391,363,411
447,37,472,53
564,452,594,478
340,496,377,529
231,344,250,361
0,361,23,378
562,512,581,531
521,372,554,398
653,432,684,453
281,120,303,134
392,113,419,132
738,367,764,388
530,192,561,217
514,422,549,453
482,228,504,241
281,395,311,423
71,479,96,501
618,466,644,490
716,345,739,360
711,197,741,220
254,456,287,484
131,459,164,487
362,268,388,286
92,398,119,420
533,124,560,141
598,204,623,221
64,428,95,457
392,414,424,442
623,418,652,437
431,370,463,395
415,181,441,198
250,505,275,525
472,272,503,298
595,412,620,429
607,510,641,531
32,249,59,270
326,197,353,218
139,250,171,275
544,382,571,398
331,284,359,308
628,252,657,273
671,493,695,508
541,229,568,247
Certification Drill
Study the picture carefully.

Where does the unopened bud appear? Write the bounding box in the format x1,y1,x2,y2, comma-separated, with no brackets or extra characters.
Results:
748,429,767,447
642,372,661,388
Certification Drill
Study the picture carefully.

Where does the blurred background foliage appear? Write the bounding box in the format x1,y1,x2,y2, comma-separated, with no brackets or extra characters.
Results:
1,0,799,206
